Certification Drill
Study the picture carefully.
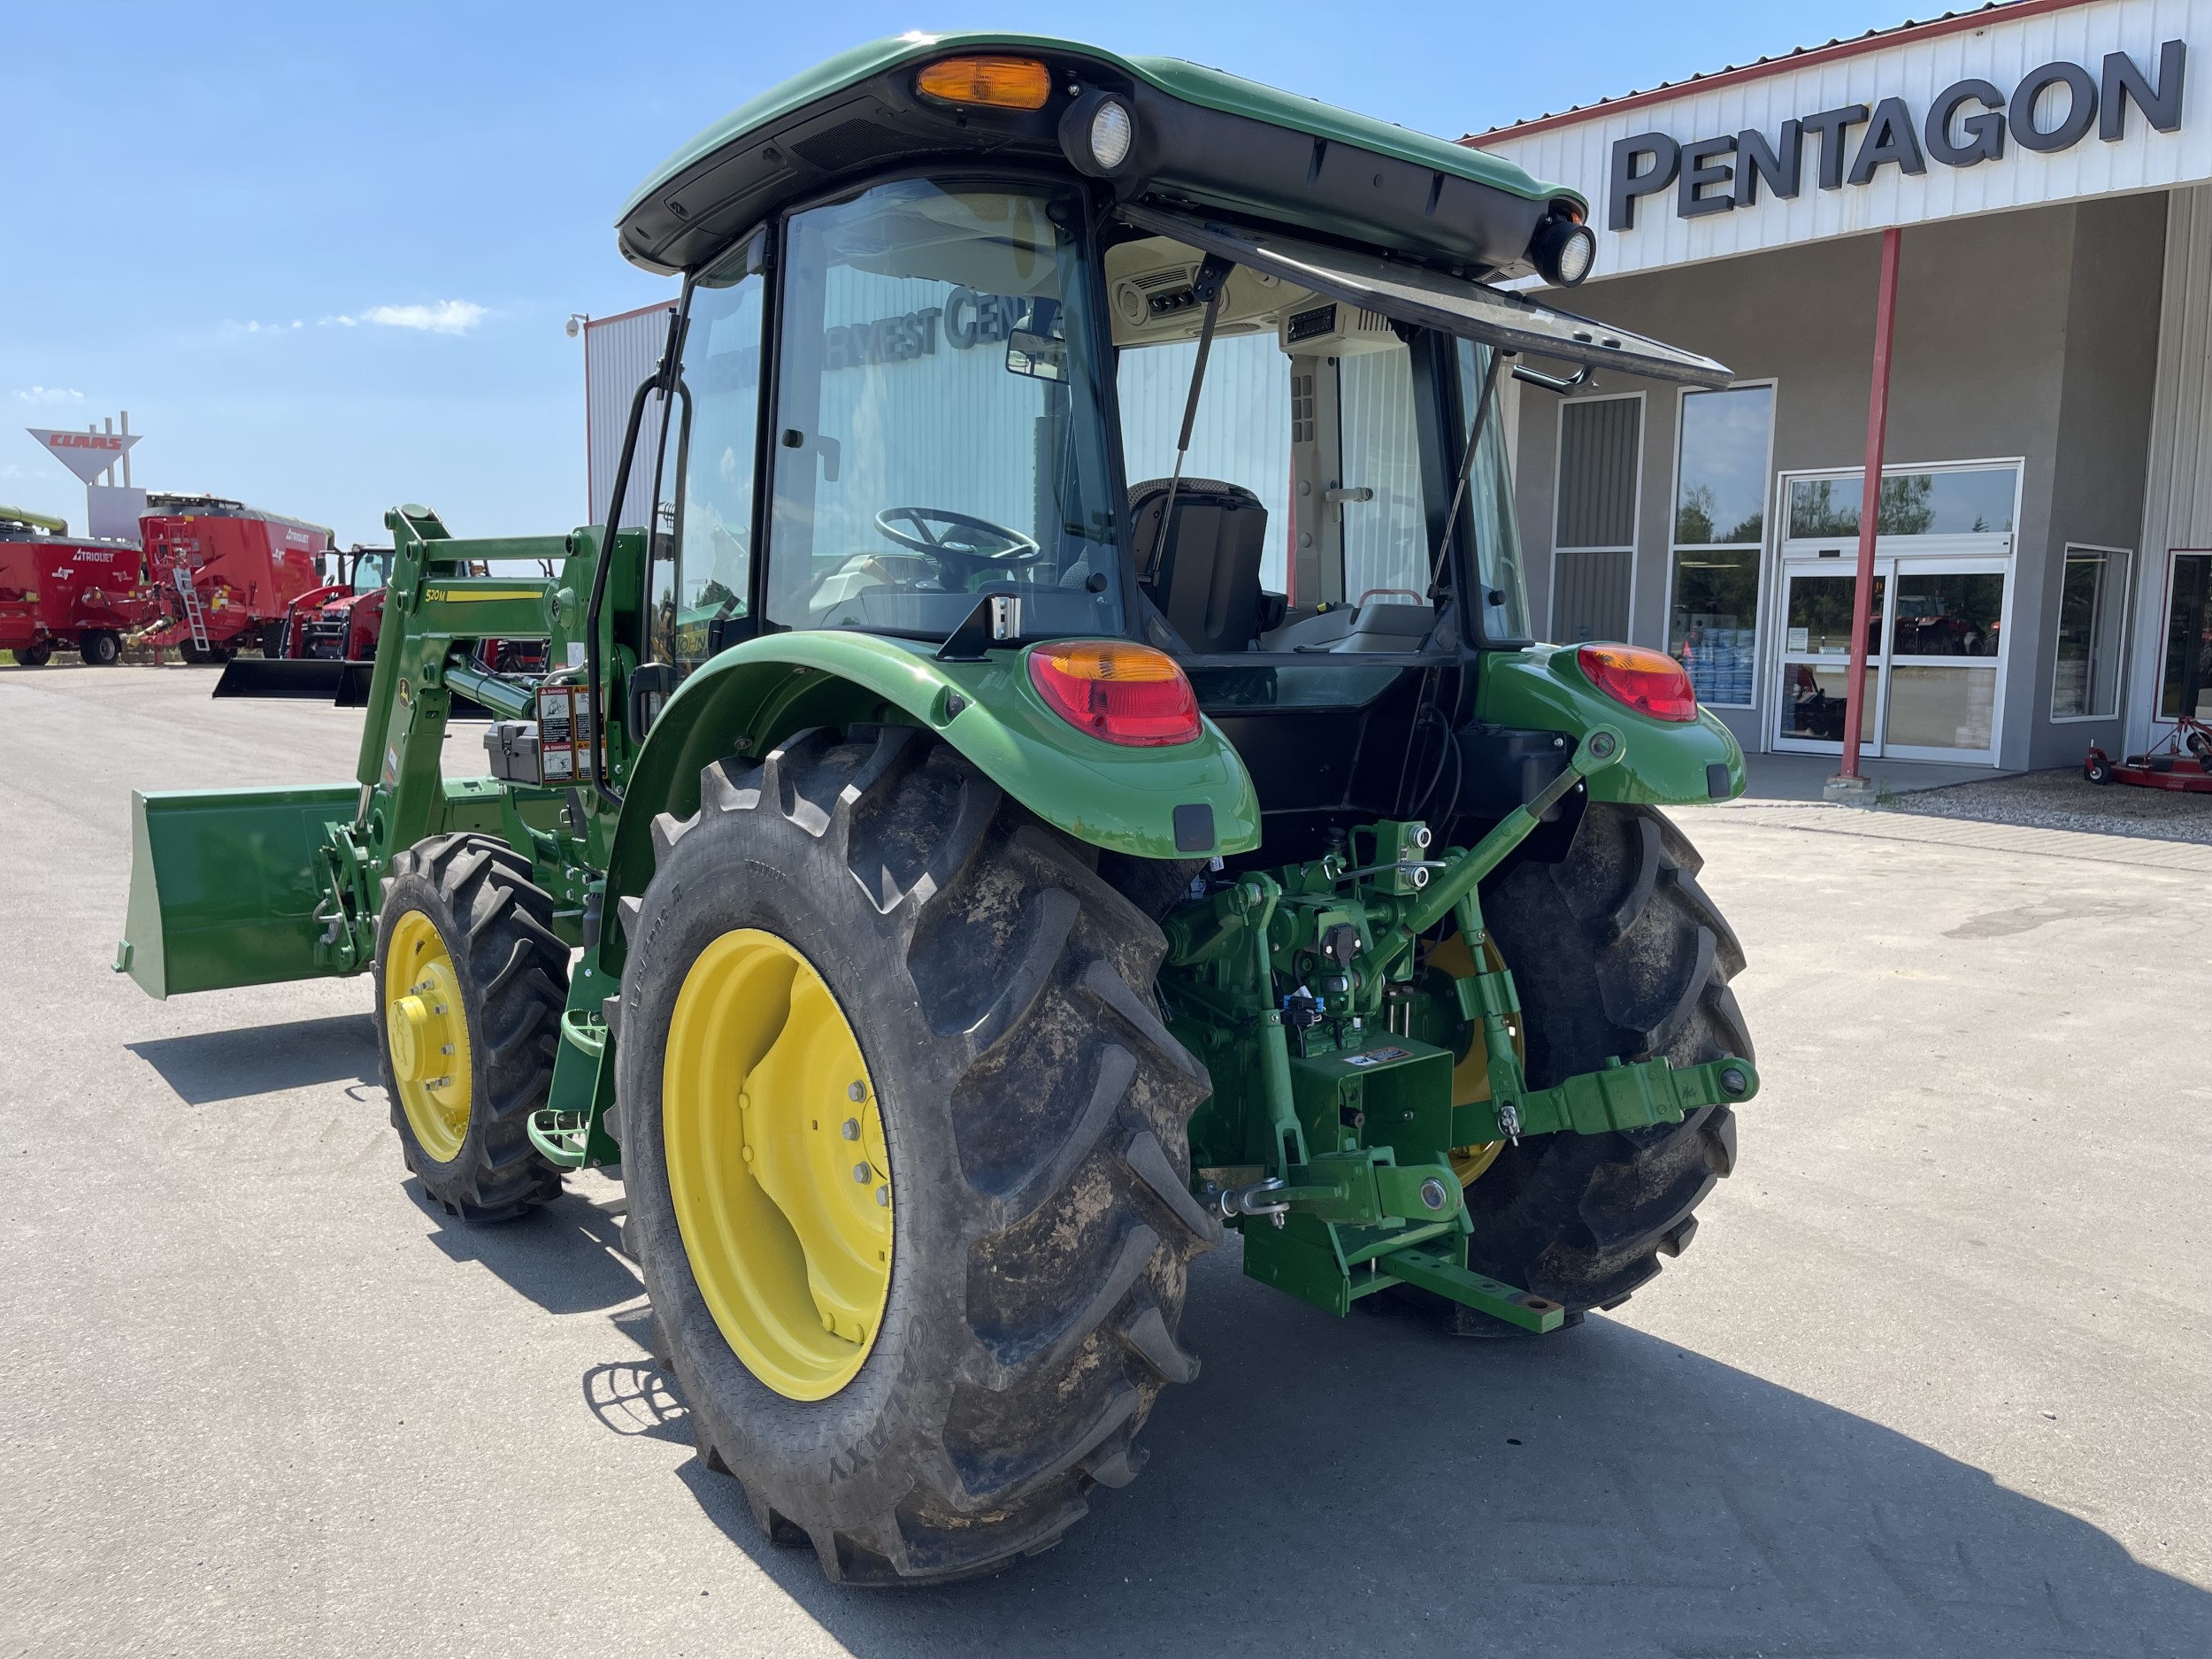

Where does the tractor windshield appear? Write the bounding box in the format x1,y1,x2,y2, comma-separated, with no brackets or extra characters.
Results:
764,178,1124,642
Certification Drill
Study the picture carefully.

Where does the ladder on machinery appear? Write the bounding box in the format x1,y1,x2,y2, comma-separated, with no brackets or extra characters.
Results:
163,548,211,652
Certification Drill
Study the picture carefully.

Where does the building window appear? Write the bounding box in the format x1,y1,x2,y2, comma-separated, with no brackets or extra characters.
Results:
1669,384,1773,707
2160,551,2212,722
2051,546,2130,720
1787,467,2017,538
1550,394,1640,644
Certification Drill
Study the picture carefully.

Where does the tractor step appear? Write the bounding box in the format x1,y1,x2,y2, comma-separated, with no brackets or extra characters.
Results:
526,1109,591,1168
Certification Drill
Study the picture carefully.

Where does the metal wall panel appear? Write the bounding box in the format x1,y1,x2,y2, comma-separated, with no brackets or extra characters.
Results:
1555,396,1641,549
1553,549,1633,643
584,304,676,529
1480,0,2212,282
2131,180,2212,747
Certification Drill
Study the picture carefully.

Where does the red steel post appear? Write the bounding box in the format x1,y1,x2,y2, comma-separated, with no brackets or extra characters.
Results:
1839,227,1901,781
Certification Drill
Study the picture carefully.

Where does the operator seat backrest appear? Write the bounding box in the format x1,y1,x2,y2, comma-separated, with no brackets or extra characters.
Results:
1127,477,1268,654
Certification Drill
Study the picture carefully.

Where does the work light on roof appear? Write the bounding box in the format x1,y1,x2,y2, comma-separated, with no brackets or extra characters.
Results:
1087,99,1133,169
1059,88,1141,180
1530,214,1598,288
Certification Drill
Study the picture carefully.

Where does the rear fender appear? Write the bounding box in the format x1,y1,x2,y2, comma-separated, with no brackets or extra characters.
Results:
606,632,1261,910
1477,645,1745,806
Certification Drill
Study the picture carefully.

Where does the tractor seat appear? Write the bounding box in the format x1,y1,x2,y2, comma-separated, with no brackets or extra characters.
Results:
1127,477,1268,654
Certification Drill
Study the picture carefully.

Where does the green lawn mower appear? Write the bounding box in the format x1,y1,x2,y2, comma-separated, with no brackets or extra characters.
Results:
118,34,1757,1586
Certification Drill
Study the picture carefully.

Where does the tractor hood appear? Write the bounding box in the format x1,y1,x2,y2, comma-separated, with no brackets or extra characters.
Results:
617,32,1582,281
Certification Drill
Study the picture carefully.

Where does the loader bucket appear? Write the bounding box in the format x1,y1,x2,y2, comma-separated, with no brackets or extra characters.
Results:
116,785,361,999
211,657,349,700
330,663,382,707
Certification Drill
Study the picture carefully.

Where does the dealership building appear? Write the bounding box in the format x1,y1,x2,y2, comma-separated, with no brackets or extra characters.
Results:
1475,0,2212,771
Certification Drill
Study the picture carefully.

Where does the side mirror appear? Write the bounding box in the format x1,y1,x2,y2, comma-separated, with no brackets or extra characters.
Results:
1005,329,1066,381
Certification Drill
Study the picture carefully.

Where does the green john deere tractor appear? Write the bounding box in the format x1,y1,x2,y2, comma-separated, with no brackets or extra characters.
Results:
117,35,1757,1585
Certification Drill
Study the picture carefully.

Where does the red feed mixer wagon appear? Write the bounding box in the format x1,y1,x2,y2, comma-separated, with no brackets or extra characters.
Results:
0,504,156,666
135,494,334,664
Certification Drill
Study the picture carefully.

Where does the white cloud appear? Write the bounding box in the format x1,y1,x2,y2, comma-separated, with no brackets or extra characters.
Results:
13,386,84,405
323,300,488,335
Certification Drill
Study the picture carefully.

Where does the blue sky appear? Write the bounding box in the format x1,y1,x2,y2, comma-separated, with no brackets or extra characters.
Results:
2,1,1917,546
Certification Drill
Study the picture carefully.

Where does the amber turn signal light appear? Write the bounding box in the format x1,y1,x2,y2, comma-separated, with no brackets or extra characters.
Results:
1027,641,1202,747
1577,643,1699,722
916,56,1054,111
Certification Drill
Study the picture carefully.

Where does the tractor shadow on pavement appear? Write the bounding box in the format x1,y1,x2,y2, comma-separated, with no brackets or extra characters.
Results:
637,1244,2212,1659
411,1179,643,1317
126,1012,377,1104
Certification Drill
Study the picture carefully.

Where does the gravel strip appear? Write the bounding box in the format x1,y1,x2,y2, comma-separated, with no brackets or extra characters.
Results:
1880,765,2212,844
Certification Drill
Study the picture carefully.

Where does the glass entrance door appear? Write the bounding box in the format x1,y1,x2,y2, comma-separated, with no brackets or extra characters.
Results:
1773,462,2021,764
1772,559,2008,760
1774,564,1884,751
1882,565,2006,760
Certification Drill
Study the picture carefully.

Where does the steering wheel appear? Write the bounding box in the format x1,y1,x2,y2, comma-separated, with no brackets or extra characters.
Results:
874,506,1041,585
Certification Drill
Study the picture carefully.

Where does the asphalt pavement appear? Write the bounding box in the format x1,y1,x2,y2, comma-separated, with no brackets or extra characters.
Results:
3,661,2207,1658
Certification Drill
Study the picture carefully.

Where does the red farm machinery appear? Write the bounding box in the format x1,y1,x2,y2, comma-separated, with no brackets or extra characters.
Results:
0,505,155,666
211,545,399,700
134,494,333,665
2085,714,2212,794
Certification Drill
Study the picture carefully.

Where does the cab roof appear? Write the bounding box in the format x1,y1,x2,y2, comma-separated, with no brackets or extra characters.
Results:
617,32,1583,280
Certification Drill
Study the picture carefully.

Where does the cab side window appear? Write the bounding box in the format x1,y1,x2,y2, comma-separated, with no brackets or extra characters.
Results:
653,250,766,670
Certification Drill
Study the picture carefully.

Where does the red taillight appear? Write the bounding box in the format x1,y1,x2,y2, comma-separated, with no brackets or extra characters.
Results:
1026,641,1202,747
1578,643,1699,722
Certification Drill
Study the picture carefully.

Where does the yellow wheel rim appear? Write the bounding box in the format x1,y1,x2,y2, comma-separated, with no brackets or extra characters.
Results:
383,910,472,1165
664,929,893,1402
1425,930,1519,1187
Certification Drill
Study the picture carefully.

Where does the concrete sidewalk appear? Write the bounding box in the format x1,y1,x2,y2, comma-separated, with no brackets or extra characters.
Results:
1738,748,2004,802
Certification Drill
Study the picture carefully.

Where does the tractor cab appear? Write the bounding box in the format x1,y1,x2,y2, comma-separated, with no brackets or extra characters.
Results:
611,36,1732,839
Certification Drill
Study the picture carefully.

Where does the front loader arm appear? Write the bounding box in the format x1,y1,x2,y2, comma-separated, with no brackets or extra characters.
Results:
116,509,641,1001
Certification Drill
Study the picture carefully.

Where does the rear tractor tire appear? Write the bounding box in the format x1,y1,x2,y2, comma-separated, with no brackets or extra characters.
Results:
373,833,570,1220
618,726,1217,1586
1438,803,1751,1330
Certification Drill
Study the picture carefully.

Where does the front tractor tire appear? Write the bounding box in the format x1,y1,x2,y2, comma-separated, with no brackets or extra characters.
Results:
1456,803,1752,1322
374,833,571,1220
618,726,1218,1586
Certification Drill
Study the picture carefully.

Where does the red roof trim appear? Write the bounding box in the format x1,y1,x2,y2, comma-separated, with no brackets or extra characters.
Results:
1465,0,2093,144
